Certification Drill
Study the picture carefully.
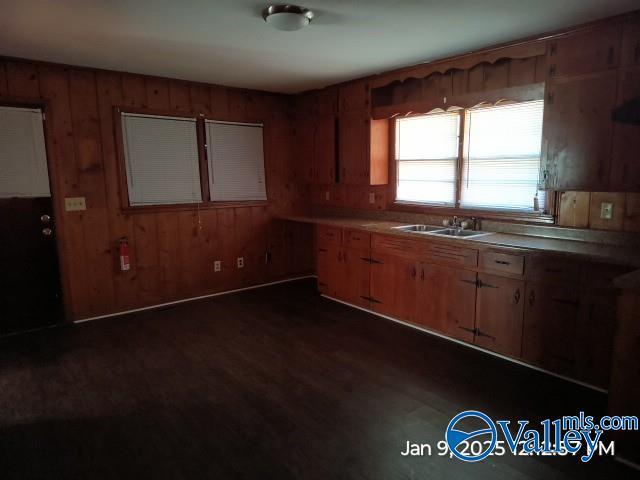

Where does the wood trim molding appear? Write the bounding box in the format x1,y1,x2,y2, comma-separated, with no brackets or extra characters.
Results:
373,82,545,119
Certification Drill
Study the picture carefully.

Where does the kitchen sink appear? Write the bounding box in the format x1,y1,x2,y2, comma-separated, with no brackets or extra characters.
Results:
426,228,492,239
392,224,444,233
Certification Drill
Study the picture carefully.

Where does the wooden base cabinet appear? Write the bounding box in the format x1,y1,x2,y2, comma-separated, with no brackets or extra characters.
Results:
474,274,525,358
341,247,371,308
522,283,580,376
369,253,418,323
419,264,477,343
317,242,343,297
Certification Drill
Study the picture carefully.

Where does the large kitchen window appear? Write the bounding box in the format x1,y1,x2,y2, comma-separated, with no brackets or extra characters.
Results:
396,112,460,205
395,100,546,214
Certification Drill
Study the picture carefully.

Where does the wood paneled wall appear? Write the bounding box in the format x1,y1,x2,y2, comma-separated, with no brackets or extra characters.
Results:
0,59,312,320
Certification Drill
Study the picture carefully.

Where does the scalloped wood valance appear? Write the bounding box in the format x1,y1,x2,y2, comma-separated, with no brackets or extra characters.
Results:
372,82,545,120
370,40,547,89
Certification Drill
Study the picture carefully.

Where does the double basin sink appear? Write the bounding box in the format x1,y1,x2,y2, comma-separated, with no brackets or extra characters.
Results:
391,224,492,239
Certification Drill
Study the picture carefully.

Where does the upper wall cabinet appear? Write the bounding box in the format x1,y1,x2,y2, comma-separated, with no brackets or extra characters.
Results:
338,111,389,185
542,71,618,191
548,23,622,78
610,66,640,191
620,13,640,66
337,83,389,185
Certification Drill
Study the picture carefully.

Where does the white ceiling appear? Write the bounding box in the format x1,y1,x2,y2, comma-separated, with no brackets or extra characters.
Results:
1,1,637,94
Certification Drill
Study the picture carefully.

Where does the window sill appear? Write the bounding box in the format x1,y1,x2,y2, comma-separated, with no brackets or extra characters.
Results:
121,200,269,214
390,201,555,225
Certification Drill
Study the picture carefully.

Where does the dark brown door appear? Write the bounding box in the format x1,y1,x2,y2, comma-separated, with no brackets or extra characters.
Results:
0,197,63,334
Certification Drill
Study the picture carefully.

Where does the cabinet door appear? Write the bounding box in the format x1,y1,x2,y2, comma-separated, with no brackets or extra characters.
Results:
369,253,418,322
340,247,370,308
475,274,525,358
419,263,477,343
314,114,336,184
574,288,618,388
543,71,617,190
522,283,579,376
548,23,621,77
610,66,640,191
339,110,368,184
317,242,342,297
621,15,640,66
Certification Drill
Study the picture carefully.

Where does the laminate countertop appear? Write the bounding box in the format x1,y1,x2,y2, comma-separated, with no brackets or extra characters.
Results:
280,215,640,268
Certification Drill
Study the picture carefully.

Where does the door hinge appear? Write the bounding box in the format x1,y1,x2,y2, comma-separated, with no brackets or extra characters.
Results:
548,64,556,77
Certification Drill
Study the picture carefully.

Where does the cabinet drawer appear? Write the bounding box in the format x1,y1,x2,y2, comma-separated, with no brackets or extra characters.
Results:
426,244,478,269
526,256,580,284
344,229,370,250
479,251,524,276
371,234,421,258
317,225,342,245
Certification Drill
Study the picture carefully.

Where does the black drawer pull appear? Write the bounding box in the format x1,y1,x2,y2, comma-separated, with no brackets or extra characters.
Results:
494,260,511,265
458,326,476,334
476,329,496,341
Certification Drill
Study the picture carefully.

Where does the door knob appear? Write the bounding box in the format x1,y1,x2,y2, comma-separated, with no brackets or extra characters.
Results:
42,227,53,236
40,214,51,223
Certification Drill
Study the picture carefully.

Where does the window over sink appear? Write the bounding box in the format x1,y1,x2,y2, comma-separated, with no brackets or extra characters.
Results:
394,100,547,215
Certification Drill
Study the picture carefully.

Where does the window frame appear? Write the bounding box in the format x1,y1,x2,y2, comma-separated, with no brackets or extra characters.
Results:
390,105,555,225
114,106,269,213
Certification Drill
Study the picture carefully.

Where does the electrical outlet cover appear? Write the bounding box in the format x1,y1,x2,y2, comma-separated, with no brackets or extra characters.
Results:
369,192,375,204
214,260,221,272
64,196,86,211
600,202,614,220
237,257,244,269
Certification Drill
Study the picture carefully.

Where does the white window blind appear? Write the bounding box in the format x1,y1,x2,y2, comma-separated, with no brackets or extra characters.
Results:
461,100,545,212
121,113,202,206
396,112,459,205
0,106,50,198
205,121,266,202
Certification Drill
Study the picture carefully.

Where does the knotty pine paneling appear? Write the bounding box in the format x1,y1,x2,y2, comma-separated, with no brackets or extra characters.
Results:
0,58,311,320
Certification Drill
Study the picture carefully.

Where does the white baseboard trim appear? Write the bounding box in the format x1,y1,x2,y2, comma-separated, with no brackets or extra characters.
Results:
73,275,316,325
322,294,608,394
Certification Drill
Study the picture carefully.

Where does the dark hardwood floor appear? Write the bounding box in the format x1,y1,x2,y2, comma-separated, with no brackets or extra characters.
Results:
0,279,635,479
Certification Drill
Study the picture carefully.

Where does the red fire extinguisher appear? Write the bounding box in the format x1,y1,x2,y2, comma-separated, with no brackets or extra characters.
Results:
119,237,130,272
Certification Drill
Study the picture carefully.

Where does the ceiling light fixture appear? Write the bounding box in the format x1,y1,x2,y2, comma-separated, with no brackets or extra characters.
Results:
262,4,314,31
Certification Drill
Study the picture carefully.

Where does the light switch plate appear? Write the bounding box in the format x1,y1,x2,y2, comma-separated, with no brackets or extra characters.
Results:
325,191,330,201
369,192,375,204
65,197,86,211
600,202,613,220
214,260,221,272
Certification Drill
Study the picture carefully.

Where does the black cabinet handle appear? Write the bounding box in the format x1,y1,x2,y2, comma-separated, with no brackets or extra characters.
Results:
369,258,383,265
411,266,417,279
476,329,496,341
495,260,511,265
460,279,478,286
513,288,521,305
458,326,476,334
477,280,498,289
529,289,535,307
